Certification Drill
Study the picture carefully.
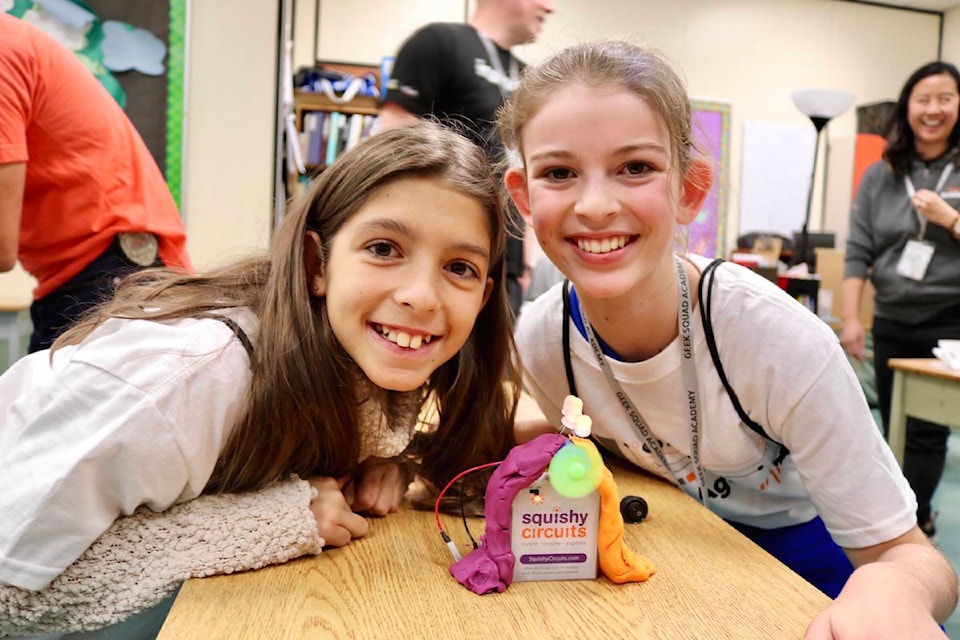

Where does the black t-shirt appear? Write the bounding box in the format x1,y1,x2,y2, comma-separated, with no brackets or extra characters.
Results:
384,23,525,278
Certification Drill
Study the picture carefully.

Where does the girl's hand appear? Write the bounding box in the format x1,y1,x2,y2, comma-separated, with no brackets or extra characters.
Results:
343,458,410,516
306,476,369,547
804,562,948,639
911,188,957,229
840,318,866,362
805,530,955,639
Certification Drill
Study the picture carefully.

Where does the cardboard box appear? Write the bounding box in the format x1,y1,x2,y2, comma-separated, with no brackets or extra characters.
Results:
814,248,874,330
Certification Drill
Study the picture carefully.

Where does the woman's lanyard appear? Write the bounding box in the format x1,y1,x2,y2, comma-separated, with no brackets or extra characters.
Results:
477,32,518,100
577,256,709,504
904,163,954,239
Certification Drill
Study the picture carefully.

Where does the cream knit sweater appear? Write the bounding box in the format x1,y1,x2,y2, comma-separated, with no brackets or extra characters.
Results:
1,385,423,637
0,479,322,637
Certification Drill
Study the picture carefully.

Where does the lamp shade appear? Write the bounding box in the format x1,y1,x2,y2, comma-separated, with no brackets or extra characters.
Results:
790,89,857,119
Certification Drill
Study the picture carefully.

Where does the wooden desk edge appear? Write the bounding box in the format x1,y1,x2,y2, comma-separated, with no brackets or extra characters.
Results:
0,298,30,312
889,357,960,382
158,464,830,639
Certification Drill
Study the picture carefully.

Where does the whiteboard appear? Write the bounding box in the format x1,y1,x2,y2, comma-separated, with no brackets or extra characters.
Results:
739,121,816,238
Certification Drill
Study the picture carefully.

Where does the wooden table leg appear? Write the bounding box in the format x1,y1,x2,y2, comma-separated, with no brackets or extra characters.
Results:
888,369,907,467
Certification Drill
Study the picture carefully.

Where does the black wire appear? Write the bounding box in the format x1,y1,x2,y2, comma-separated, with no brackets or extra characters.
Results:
459,479,478,550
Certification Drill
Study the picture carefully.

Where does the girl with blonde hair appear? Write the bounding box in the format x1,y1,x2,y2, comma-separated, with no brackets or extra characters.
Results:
502,40,956,638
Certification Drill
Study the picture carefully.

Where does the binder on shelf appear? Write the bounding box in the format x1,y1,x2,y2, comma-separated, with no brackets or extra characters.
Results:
361,114,379,139
298,112,312,165
337,113,350,156
325,111,343,166
303,112,326,166
345,113,363,151
307,119,324,166
286,80,382,202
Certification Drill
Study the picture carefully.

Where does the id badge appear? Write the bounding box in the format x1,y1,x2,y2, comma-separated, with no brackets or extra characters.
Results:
896,239,935,281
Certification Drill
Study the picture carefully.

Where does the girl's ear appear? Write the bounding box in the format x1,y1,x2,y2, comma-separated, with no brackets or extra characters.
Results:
482,277,494,308
304,230,326,297
677,158,714,225
504,167,533,224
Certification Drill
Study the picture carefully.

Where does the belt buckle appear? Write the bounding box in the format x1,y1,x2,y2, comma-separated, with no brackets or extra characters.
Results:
118,232,159,267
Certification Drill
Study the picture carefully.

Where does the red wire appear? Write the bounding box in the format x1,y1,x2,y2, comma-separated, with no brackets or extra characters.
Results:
434,460,503,533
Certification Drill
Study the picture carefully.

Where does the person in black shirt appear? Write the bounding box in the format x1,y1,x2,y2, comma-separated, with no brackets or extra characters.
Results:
380,0,555,318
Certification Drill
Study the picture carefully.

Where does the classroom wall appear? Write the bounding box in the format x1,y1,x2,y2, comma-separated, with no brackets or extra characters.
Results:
182,0,278,270
0,0,954,305
944,6,960,64
315,0,467,63
307,0,942,254
300,0,960,259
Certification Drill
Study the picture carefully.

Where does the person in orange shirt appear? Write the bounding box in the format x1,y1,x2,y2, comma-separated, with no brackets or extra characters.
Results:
0,13,192,352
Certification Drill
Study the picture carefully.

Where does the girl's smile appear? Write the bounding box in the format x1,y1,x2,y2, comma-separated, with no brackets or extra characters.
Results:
372,322,435,350
508,82,679,304
505,78,709,359
908,72,959,159
570,234,635,258
312,176,494,392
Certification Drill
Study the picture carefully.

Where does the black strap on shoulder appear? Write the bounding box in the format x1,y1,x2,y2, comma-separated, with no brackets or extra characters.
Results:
561,262,785,456
202,314,255,363
697,259,787,455
561,279,578,397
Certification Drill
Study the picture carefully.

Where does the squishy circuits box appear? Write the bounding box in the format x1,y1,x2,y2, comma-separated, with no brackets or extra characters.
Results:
510,473,600,581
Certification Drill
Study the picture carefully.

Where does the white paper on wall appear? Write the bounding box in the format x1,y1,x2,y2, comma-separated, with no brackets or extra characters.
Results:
739,121,816,238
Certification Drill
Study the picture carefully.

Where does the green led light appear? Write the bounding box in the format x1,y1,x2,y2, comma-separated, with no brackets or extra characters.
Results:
548,440,603,498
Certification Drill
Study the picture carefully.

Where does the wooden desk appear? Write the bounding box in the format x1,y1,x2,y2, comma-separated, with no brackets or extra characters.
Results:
157,464,830,639
888,358,960,467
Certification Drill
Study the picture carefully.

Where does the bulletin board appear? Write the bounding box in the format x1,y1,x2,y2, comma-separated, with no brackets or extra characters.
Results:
5,0,188,206
689,100,731,258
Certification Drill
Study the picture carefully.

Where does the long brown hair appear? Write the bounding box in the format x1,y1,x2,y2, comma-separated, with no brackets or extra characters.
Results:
56,122,520,495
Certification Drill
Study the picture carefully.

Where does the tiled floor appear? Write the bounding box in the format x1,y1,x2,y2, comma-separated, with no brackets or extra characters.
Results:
936,433,960,638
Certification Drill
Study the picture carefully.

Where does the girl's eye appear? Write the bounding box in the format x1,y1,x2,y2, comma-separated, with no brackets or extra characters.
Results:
543,167,573,181
624,162,652,176
367,241,399,258
448,260,480,279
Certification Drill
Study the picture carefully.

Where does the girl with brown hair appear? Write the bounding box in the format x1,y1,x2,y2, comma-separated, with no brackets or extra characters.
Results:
0,121,519,636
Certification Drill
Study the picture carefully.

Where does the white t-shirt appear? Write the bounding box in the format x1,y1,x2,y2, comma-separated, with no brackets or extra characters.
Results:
0,311,256,590
516,255,916,550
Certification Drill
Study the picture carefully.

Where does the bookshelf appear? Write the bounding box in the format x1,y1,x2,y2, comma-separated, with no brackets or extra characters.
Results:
287,62,381,199
294,91,378,124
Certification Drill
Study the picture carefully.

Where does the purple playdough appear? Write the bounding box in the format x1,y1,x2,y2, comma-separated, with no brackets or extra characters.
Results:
449,433,567,594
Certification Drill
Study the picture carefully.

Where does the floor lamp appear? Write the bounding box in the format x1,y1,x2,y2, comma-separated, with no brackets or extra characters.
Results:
789,89,856,270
